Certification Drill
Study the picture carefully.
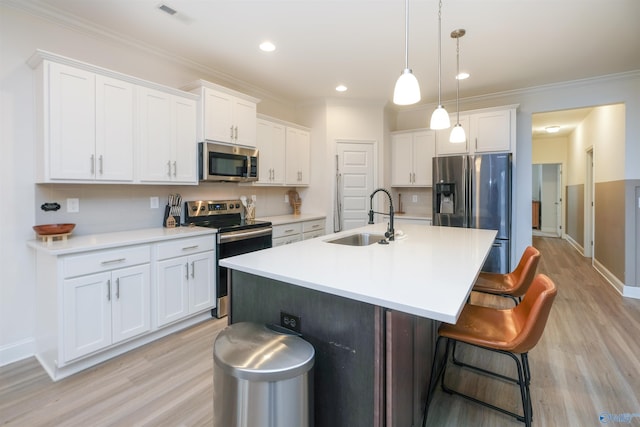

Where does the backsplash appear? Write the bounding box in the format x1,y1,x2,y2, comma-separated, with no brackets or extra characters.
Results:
389,188,433,218
35,184,297,235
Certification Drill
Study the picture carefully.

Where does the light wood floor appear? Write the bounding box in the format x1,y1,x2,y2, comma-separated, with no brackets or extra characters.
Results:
1,237,639,426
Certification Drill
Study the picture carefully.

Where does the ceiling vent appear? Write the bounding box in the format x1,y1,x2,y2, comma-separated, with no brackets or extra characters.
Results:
158,4,177,15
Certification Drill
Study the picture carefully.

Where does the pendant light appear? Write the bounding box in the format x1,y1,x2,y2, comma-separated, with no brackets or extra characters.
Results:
430,0,450,130
393,0,421,105
449,29,466,143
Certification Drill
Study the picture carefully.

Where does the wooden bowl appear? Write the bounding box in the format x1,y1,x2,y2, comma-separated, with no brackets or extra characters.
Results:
33,223,76,236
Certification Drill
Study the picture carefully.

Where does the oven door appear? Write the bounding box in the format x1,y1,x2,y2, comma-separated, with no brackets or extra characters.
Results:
216,227,272,318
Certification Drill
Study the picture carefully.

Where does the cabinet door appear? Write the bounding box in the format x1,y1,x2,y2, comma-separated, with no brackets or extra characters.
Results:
203,88,233,143
233,98,257,147
285,128,310,185
435,115,470,156
48,62,96,180
63,272,111,361
156,257,190,326
391,133,413,186
471,110,511,152
188,251,215,313
412,130,435,186
95,75,134,181
138,87,174,182
172,96,197,183
256,120,285,185
111,265,151,344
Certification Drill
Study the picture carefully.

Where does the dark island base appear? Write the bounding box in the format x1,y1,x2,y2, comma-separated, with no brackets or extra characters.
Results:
230,270,438,427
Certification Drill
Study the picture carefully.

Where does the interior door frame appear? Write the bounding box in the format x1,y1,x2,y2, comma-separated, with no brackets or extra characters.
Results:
335,139,378,232
585,147,594,259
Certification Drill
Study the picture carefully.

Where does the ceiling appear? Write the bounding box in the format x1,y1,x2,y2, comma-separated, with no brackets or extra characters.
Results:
9,0,640,133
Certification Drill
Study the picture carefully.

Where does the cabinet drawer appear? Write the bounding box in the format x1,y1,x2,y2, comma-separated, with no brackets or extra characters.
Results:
303,230,324,240
273,235,303,247
272,223,302,239
63,245,150,278
155,236,215,260
302,219,325,233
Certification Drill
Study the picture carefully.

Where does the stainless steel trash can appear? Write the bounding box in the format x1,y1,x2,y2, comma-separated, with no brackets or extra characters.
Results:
213,322,315,427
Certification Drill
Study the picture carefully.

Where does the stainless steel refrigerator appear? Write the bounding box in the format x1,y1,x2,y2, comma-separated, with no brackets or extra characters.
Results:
432,153,512,273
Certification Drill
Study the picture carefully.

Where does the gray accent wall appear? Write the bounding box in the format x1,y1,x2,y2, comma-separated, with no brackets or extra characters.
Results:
595,181,626,283
566,184,584,247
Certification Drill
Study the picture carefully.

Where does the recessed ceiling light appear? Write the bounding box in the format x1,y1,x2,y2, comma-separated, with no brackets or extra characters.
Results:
336,85,347,92
456,72,470,80
545,126,561,133
259,41,276,52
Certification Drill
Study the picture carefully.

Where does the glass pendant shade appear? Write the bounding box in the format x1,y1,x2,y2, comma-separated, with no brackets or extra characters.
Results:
393,69,421,105
430,105,450,130
449,123,466,143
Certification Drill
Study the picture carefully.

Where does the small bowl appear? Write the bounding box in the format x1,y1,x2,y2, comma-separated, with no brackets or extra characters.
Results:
33,223,76,236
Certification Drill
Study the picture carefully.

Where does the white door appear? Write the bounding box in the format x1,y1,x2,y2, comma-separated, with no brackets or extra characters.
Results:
188,251,215,314
156,257,190,326
111,265,150,344
336,141,375,231
540,164,561,236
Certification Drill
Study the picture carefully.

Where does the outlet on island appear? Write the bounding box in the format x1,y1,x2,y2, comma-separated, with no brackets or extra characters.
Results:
280,311,301,333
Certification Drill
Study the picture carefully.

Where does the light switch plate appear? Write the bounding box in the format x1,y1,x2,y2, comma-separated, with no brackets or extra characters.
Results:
67,198,79,213
150,196,159,209
412,195,418,203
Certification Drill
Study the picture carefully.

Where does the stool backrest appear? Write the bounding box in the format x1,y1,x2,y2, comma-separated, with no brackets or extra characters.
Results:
508,246,541,297
511,274,557,353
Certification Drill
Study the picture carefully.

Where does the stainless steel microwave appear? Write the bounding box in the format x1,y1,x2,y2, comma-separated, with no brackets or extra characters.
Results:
199,142,258,182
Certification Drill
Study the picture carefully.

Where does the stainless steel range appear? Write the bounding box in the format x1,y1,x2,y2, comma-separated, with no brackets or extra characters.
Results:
184,199,272,318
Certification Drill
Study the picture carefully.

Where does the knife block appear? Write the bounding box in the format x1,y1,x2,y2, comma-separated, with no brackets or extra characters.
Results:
163,205,179,228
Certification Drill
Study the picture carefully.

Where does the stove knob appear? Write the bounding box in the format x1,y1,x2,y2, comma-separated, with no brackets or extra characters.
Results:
200,206,205,211
191,206,198,212
235,203,240,209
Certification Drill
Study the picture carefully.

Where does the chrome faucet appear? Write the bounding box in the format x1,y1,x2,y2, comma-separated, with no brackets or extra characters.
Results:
368,188,395,241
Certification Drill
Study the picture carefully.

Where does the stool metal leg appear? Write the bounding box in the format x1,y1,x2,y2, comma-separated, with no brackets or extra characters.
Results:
422,336,450,427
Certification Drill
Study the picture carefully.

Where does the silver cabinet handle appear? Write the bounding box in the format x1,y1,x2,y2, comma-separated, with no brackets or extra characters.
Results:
284,229,295,233
191,261,195,278
185,262,189,279
99,155,104,175
107,279,111,301
475,137,478,150
115,277,120,299
173,161,177,177
167,160,172,177
230,125,234,140
311,224,320,229
91,154,95,175
100,258,126,265
234,126,238,140
182,245,199,251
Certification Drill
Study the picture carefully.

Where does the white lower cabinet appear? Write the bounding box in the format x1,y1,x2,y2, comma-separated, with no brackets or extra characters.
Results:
63,264,150,361
31,229,217,381
272,217,326,246
155,236,215,326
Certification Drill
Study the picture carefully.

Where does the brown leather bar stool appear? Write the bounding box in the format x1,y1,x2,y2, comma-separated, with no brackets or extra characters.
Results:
423,274,557,427
473,246,541,305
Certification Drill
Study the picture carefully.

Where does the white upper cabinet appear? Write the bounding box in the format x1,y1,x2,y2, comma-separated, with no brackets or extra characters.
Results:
40,62,134,182
391,129,435,187
256,119,286,185
28,50,198,185
184,80,260,147
137,87,197,184
285,127,311,186
435,106,516,156
470,109,512,152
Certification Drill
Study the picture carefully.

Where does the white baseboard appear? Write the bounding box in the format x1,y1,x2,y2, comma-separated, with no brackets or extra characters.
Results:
593,259,627,296
0,337,35,367
563,235,584,255
623,285,640,299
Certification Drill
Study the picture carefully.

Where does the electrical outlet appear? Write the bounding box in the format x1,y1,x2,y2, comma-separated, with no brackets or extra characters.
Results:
150,196,159,209
284,194,289,203
67,198,79,213
412,195,418,203
280,311,301,333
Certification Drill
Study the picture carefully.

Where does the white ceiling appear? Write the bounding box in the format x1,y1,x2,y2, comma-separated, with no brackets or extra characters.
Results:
10,0,640,133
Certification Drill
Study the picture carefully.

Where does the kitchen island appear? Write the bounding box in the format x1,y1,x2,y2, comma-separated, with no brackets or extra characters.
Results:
220,223,496,427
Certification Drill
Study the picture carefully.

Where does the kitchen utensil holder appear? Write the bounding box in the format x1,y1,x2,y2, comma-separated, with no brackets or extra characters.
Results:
163,205,179,228
293,201,302,215
245,205,256,221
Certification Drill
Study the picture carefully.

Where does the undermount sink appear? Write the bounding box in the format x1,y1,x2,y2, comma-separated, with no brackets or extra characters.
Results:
326,233,386,246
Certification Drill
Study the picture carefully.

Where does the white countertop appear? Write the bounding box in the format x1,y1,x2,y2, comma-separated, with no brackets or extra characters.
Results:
27,226,216,255
220,223,496,323
258,213,326,226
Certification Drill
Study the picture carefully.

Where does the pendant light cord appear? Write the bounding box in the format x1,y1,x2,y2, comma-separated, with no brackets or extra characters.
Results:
404,0,410,69
456,36,460,123
437,0,443,105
